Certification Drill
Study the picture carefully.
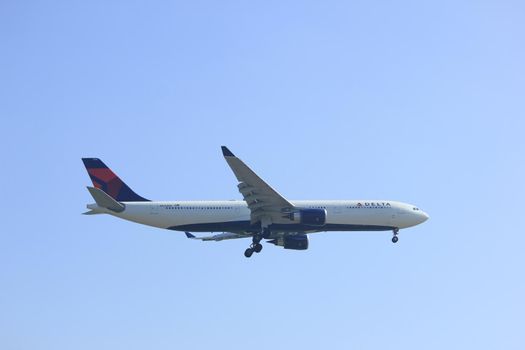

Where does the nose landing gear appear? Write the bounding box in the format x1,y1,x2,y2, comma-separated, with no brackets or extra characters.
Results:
392,228,399,243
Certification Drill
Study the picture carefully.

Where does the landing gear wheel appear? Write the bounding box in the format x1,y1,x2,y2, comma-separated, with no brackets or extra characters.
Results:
254,243,263,253
244,248,254,258
392,236,399,243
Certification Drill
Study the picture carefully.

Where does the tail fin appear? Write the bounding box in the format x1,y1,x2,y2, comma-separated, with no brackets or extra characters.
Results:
81,158,149,202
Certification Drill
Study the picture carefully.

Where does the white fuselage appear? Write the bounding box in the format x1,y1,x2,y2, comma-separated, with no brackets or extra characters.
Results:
88,199,429,235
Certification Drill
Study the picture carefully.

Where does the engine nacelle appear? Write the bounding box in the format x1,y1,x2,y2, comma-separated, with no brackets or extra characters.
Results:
268,235,309,250
289,208,326,226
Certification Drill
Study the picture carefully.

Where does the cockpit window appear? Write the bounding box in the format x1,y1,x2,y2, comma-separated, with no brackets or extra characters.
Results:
413,207,420,211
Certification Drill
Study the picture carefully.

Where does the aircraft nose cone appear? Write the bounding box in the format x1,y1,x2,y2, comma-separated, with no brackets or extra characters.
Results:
420,211,430,223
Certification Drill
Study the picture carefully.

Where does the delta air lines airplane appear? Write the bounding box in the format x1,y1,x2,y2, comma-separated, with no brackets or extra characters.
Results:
82,146,429,258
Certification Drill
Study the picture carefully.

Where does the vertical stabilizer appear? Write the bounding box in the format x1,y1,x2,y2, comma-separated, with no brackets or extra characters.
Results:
81,158,149,202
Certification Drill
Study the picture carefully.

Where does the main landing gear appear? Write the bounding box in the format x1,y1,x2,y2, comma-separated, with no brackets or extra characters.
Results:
392,228,399,243
244,244,262,258
244,229,270,258
244,236,263,258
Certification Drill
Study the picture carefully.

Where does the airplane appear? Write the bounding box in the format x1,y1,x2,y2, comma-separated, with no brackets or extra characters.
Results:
82,146,429,258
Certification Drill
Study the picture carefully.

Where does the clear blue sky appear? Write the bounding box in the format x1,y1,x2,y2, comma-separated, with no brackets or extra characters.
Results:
1,1,524,349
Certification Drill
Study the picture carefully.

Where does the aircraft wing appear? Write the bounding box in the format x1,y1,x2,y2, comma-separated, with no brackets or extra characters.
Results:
221,146,295,225
185,231,250,241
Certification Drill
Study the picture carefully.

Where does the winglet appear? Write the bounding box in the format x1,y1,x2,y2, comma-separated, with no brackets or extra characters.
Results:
221,146,235,157
185,231,196,239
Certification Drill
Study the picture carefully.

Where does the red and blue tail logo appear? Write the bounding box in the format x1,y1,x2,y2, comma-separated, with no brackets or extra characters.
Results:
82,158,149,202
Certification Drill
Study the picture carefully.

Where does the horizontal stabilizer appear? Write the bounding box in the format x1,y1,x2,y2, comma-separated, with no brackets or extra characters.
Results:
86,186,125,212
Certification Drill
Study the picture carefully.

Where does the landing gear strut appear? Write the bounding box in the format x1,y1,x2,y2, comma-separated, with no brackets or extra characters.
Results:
392,228,399,243
244,231,267,258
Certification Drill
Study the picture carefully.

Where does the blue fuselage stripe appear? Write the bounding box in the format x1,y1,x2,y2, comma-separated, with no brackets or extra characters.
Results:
167,221,395,233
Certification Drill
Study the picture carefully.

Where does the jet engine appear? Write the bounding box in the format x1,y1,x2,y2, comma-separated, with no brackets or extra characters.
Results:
268,234,309,250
